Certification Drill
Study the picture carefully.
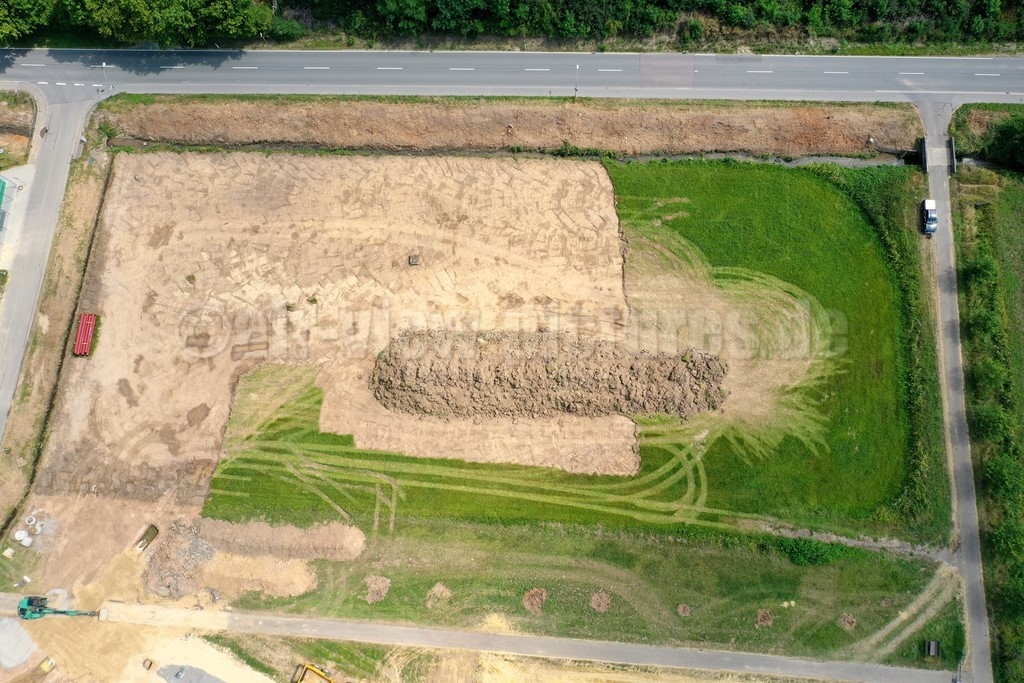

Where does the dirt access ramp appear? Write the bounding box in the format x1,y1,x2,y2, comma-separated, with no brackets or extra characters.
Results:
98,96,923,157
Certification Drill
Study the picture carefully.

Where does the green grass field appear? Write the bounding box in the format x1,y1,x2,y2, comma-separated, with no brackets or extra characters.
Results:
233,515,937,657
607,160,944,539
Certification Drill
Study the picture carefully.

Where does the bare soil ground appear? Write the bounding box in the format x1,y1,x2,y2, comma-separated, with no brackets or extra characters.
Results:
372,330,726,420
0,95,35,133
32,153,638,487
100,97,922,157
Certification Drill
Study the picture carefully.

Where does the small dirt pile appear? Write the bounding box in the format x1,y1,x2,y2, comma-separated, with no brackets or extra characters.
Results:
427,582,452,609
756,609,774,629
590,591,612,613
364,575,391,604
523,588,548,615
372,331,727,420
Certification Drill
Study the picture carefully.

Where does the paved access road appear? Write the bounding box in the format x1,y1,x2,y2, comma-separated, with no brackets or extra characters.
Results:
2,48,1022,683
99,601,953,683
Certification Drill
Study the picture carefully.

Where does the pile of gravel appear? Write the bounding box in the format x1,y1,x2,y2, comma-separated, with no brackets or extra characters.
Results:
371,330,727,420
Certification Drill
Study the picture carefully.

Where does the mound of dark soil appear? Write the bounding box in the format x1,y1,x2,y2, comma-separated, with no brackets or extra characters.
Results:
371,331,727,420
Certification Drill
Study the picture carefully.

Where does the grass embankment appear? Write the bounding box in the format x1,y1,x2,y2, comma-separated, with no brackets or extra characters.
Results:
951,162,1024,682
607,160,947,541
949,104,1023,159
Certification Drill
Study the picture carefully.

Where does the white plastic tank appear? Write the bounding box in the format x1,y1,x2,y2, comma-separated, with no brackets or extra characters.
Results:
13,530,27,541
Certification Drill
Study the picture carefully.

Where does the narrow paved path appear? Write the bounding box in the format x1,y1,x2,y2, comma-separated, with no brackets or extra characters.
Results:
0,92,93,443
920,99,992,683
99,601,953,683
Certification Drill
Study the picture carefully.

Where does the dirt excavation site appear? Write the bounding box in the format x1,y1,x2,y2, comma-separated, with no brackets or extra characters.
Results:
0,95,916,681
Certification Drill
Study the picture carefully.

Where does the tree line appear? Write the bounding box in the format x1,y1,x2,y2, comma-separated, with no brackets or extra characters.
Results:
2,0,1023,47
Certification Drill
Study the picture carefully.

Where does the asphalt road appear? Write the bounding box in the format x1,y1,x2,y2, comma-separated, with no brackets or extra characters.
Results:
921,102,993,683
1,48,1021,682
98,601,954,683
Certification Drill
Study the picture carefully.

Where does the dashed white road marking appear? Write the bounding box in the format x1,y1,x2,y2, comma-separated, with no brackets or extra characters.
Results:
37,81,48,85
56,82,65,85
747,70,774,73
524,68,549,71
824,71,848,74
92,84,103,87
160,65,185,69
74,83,84,86
232,66,258,70
449,67,475,71
20,63,44,67
377,67,403,70
597,69,623,72
975,73,1000,77
899,72,924,75
303,66,329,70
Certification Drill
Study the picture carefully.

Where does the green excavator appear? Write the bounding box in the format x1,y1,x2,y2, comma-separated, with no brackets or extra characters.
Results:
17,596,98,620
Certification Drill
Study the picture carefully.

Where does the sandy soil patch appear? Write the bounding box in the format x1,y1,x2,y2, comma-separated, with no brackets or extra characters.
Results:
23,494,190,590
118,635,276,683
198,519,365,560
199,552,316,600
33,151,638,488
101,98,921,158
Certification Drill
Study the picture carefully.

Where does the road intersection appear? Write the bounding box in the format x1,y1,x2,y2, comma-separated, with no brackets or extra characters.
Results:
2,47,1022,682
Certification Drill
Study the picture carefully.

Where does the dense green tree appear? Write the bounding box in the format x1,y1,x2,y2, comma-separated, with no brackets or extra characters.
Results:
985,115,1024,172
0,0,54,44
377,0,427,36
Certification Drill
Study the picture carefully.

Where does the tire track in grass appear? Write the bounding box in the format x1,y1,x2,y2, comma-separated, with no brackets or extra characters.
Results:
844,566,958,660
